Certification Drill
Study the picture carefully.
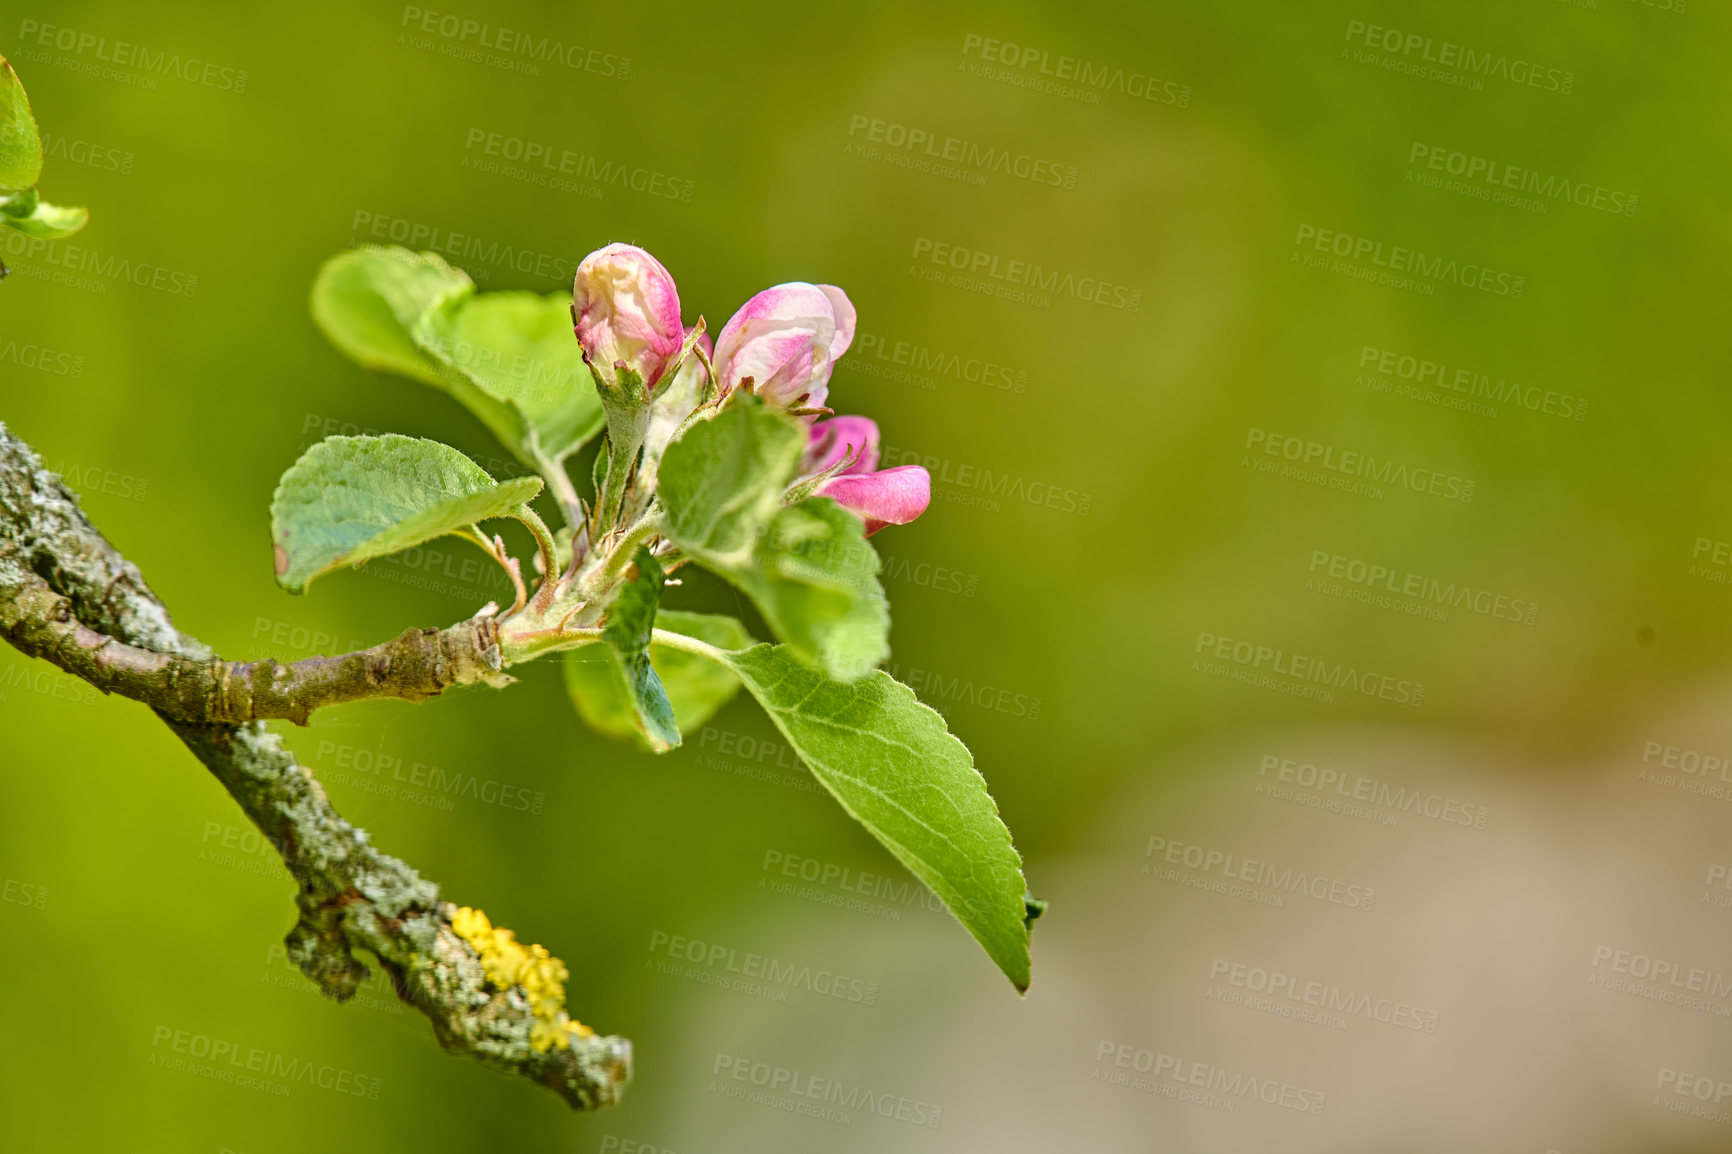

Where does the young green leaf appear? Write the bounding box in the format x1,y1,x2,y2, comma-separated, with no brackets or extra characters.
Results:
270,433,541,594
412,290,605,462
0,57,43,193
2,198,87,238
658,393,805,562
649,610,754,728
722,644,1036,991
732,498,890,680
564,610,753,749
594,548,680,752
0,60,84,239
312,247,552,462
311,247,475,386
659,397,888,678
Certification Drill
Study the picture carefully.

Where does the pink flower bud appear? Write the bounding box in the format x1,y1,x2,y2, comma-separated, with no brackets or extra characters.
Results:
819,468,931,537
803,415,880,476
712,282,856,412
572,243,684,391
804,416,929,536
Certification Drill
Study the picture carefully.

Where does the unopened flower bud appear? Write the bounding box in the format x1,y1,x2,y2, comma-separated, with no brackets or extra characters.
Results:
572,242,684,392
803,414,880,476
712,282,855,413
803,416,929,535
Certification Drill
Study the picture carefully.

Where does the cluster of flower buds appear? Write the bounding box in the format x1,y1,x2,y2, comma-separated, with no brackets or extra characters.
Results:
570,243,930,536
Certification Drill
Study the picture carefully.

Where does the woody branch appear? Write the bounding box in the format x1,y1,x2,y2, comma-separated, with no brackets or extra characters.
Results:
0,421,630,1110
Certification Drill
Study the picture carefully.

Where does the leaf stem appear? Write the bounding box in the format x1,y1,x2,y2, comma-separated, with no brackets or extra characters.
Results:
599,511,665,583
453,526,495,555
513,504,561,613
535,450,585,536
649,627,733,663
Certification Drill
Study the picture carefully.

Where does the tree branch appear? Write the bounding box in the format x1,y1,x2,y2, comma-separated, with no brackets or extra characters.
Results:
0,568,513,724
0,421,631,1110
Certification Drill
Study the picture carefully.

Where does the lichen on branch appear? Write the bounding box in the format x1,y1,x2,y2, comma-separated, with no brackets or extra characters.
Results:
0,421,630,1110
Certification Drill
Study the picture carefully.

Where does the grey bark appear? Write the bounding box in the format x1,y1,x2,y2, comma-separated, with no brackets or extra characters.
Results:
0,421,630,1109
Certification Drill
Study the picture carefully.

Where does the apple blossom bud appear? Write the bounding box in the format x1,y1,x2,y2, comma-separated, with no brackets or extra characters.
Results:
819,467,930,536
572,242,684,392
803,416,929,535
803,415,880,476
712,282,856,412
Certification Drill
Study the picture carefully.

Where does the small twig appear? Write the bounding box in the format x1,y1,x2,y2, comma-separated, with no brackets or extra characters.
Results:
0,565,512,725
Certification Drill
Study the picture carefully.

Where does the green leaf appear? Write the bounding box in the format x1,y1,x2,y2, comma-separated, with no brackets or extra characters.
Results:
563,649,639,744
1,197,87,238
311,247,603,469
597,548,680,752
658,396,889,678
311,247,475,387
565,610,753,749
0,57,43,193
659,393,806,566
650,610,754,727
724,644,1036,991
270,433,541,594
412,289,605,462
0,60,83,239
733,498,890,680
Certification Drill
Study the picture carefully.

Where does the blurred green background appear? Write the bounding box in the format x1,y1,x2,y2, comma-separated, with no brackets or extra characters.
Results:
3,0,1729,1150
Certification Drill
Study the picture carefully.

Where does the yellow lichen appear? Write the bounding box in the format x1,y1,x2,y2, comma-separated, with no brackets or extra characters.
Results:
450,905,591,1051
